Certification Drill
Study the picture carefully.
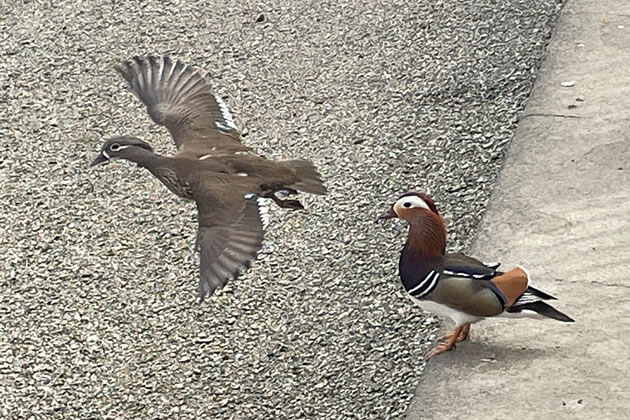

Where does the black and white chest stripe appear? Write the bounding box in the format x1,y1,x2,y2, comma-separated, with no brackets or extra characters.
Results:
405,270,440,298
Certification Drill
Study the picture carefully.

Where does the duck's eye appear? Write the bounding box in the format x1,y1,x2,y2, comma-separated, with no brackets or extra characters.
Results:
403,202,411,208
109,143,121,152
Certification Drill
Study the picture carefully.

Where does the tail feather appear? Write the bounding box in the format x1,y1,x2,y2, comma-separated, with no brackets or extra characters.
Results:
507,301,574,322
283,159,327,195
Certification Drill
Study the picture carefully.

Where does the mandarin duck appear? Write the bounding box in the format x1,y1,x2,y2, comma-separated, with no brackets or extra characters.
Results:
378,192,573,358
90,56,326,301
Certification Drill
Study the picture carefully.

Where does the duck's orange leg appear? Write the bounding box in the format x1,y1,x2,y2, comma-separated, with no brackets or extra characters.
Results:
426,326,463,359
438,323,471,343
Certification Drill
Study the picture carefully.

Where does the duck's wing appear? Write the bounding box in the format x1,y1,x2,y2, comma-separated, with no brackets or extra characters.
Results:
115,56,249,156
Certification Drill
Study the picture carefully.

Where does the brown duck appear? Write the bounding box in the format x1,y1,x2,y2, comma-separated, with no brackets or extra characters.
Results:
90,56,327,301
378,192,573,358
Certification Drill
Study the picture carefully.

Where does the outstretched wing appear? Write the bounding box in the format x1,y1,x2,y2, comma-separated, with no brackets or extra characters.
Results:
115,56,248,154
194,188,269,300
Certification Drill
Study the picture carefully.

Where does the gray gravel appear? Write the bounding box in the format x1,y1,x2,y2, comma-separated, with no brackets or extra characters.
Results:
1,0,564,418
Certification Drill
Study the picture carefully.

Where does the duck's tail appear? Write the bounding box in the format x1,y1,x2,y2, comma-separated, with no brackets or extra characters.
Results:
505,300,575,322
283,159,327,195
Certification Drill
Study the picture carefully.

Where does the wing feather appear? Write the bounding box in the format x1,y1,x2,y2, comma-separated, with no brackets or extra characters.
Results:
195,190,265,300
115,56,248,154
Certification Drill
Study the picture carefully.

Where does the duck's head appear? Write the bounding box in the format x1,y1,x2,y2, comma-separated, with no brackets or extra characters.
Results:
89,136,153,167
377,192,440,222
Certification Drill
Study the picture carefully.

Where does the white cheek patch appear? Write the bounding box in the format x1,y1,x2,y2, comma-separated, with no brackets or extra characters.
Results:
394,195,430,212
102,150,110,159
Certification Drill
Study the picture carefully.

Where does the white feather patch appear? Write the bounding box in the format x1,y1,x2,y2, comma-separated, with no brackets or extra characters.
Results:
409,297,483,326
514,293,542,305
444,270,468,277
256,198,271,229
215,95,238,130
443,269,488,279
394,195,430,212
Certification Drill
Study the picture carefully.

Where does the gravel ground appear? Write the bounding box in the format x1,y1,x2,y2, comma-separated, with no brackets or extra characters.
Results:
1,0,564,418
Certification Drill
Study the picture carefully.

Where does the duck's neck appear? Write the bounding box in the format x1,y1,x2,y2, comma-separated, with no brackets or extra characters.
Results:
123,149,194,199
405,213,447,259
122,147,159,167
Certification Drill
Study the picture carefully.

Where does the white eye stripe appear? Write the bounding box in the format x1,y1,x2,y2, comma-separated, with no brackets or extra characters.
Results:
394,195,430,211
108,144,131,152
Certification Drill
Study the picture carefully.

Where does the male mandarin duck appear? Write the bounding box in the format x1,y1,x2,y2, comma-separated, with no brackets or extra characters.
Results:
90,56,326,301
378,192,573,358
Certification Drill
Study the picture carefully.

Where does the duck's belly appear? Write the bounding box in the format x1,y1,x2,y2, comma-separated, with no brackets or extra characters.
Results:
410,296,483,327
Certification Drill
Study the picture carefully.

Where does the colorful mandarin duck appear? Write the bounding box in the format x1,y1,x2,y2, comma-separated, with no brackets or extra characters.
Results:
378,192,573,358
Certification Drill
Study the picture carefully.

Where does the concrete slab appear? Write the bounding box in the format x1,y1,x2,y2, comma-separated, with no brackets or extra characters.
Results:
406,1,630,419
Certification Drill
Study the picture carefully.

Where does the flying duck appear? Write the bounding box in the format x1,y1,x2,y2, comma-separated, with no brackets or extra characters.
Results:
90,56,327,301
378,192,573,358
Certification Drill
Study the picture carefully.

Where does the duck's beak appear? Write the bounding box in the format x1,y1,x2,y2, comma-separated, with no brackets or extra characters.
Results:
89,152,109,167
376,206,397,222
